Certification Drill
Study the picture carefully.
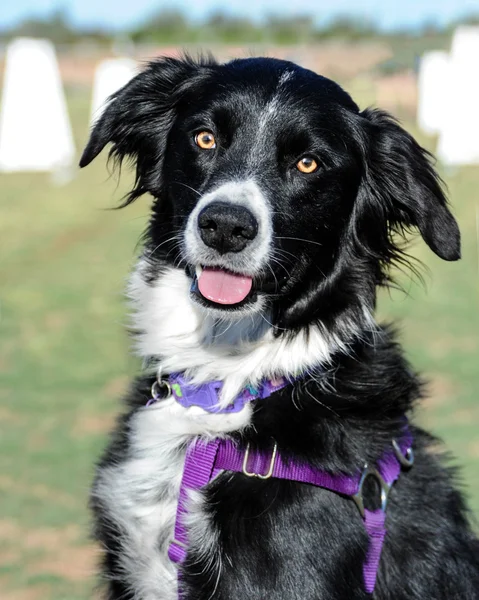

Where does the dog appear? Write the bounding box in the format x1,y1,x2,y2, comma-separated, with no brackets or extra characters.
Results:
80,55,479,599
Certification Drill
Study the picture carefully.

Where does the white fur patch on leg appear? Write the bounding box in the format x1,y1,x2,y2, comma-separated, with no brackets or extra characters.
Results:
93,396,251,599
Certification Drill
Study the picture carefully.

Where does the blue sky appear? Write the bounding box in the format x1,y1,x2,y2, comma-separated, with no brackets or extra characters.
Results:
1,0,479,31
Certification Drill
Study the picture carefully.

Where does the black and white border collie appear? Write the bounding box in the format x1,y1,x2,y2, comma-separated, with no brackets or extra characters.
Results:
80,56,479,599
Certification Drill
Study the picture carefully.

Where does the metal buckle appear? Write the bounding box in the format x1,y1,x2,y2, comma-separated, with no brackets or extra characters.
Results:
353,464,391,518
242,442,278,479
392,439,414,468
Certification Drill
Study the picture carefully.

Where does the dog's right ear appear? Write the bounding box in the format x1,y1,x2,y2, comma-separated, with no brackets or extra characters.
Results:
79,56,213,169
356,109,460,262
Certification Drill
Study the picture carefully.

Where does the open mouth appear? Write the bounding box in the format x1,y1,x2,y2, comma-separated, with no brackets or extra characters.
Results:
188,265,285,310
190,265,256,309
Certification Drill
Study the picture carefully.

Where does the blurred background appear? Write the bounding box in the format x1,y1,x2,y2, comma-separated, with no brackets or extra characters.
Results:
0,0,478,597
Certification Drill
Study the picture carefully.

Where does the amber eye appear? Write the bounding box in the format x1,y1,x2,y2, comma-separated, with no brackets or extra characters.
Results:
296,156,319,174
195,131,216,150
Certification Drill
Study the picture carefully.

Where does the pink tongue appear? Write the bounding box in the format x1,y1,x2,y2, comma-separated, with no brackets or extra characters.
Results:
198,268,253,305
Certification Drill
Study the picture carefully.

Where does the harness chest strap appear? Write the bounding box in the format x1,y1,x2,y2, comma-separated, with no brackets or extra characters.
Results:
168,430,414,596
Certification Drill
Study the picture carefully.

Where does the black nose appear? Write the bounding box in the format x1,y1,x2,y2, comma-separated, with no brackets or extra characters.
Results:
198,201,258,254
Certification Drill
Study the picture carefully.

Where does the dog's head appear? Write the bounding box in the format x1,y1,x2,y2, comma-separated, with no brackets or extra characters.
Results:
81,55,460,346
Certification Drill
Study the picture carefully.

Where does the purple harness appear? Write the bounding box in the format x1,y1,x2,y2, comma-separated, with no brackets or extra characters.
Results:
147,373,414,597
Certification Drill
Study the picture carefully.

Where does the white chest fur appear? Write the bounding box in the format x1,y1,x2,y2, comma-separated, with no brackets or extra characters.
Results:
92,395,251,600
128,265,368,405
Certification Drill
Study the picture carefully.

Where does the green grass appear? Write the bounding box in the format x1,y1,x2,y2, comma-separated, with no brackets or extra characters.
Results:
0,81,478,599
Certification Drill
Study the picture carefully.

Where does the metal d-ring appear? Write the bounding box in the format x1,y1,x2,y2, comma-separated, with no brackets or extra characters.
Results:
392,439,414,468
352,464,391,519
150,378,172,402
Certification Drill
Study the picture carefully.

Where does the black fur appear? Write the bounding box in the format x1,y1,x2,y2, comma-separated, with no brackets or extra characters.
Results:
81,56,478,599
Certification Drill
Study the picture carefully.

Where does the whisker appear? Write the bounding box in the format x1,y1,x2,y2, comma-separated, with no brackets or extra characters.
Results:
171,181,202,197
214,318,236,339
146,236,181,259
170,249,185,269
266,262,279,290
258,310,288,331
276,236,323,247
269,255,292,279
272,247,297,260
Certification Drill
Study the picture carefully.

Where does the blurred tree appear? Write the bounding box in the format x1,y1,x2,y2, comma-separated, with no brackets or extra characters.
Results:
0,8,111,46
265,15,315,45
4,9,77,45
201,12,262,44
420,19,443,37
316,16,377,41
130,10,190,44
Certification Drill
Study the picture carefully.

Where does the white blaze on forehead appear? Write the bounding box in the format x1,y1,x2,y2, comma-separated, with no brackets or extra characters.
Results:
256,69,295,133
279,70,294,85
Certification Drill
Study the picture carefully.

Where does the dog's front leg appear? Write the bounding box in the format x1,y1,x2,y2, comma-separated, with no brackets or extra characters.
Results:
90,388,252,599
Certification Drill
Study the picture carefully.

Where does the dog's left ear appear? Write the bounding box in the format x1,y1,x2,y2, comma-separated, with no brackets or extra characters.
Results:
358,108,460,261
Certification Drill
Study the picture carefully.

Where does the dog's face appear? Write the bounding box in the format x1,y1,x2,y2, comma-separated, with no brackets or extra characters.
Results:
81,56,460,338
161,61,363,321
